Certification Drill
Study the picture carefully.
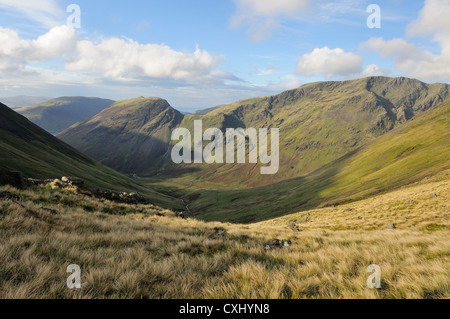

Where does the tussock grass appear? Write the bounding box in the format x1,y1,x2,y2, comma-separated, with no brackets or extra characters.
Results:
0,176,449,299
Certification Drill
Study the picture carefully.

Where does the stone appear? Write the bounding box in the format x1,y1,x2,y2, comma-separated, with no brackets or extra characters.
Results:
288,221,302,232
283,240,292,247
263,239,292,251
61,176,84,188
387,223,397,229
209,227,228,239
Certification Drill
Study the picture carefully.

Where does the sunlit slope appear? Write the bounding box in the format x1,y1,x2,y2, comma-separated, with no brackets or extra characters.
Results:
171,77,449,187
0,103,180,209
186,99,450,223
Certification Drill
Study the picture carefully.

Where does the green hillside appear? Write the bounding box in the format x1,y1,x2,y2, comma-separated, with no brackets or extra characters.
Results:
172,77,449,187
56,77,449,189
57,97,184,174
16,97,115,134
182,99,450,223
0,102,181,209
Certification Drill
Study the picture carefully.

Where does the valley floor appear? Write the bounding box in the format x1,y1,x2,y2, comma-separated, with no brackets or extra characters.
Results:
0,171,449,299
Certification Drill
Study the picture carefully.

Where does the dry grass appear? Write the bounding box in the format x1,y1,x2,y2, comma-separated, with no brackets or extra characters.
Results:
0,174,449,299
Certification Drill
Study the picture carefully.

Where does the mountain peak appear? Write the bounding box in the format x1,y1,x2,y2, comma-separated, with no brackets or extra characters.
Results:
57,96,184,175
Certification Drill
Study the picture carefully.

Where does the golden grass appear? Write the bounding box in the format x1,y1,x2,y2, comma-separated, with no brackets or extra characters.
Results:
0,173,449,299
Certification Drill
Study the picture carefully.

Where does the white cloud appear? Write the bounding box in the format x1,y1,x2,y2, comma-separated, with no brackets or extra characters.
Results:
407,0,450,40
0,25,228,93
360,64,392,78
296,47,362,78
0,25,76,69
231,0,309,42
65,38,218,82
0,0,64,27
360,0,450,82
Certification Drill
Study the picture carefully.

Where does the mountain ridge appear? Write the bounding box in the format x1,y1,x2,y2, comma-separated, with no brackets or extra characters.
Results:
57,76,450,189
57,97,184,174
16,96,115,134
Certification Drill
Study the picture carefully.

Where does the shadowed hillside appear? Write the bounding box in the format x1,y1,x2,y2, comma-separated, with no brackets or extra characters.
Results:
57,97,184,175
0,102,180,209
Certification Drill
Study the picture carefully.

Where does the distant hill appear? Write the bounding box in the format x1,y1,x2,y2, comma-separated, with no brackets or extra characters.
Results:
57,97,184,174
0,96,49,109
0,102,179,209
16,97,115,134
192,105,224,115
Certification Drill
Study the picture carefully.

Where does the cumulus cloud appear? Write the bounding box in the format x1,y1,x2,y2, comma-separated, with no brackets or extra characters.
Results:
360,64,392,78
0,0,64,27
65,38,218,82
360,0,450,82
0,25,76,69
0,25,224,85
230,0,309,42
407,0,450,40
296,47,362,78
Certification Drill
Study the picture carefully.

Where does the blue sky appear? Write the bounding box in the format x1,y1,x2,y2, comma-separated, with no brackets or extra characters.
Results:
0,0,449,111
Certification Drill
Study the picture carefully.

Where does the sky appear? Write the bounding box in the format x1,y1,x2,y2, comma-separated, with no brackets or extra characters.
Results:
0,0,449,112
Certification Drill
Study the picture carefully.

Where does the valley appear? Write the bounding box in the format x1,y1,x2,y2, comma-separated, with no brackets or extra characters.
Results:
1,76,449,299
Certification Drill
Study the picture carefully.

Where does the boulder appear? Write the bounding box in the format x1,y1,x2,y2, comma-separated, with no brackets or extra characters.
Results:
264,239,292,251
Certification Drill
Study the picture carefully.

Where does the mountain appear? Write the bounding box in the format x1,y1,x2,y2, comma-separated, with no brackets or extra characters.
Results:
56,77,450,189
57,97,184,175
16,97,115,134
0,96,49,109
186,98,450,222
171,76,450,187
0,102,179,209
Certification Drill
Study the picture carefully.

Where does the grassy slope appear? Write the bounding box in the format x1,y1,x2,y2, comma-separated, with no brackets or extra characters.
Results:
0,171,448,299
184,99,450,223
0,103,181,209
168,77,449,187
16,97,115,135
